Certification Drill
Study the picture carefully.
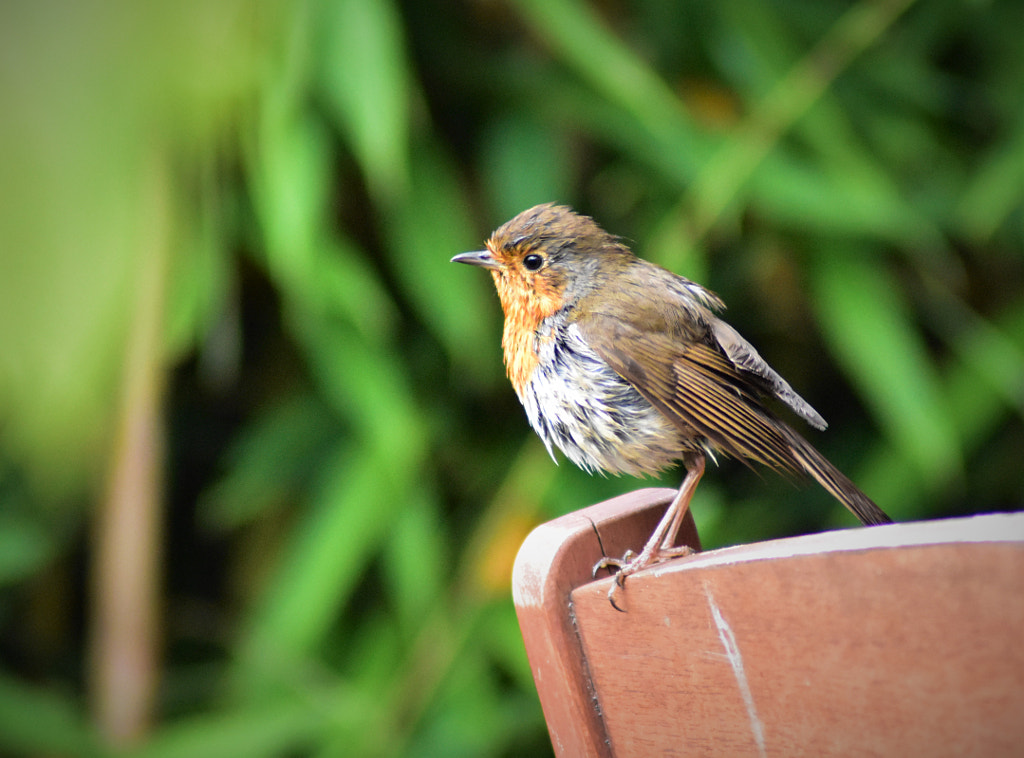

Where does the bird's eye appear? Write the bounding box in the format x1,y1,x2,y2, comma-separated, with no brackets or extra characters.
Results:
522,253,544,271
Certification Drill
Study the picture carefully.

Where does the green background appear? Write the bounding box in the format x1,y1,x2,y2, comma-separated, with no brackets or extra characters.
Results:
1,0,1021,755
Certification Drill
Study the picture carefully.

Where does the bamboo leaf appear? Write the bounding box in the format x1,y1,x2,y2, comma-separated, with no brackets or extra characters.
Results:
317,0,410,200
812,256,963,484
382,141,498,372
511,0,708,178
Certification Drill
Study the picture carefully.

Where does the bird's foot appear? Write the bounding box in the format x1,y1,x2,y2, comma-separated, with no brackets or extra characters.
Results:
592,550,636,577
592,545,695,612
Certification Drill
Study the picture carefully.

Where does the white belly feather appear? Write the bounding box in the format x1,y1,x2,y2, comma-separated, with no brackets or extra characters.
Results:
517,322,687,477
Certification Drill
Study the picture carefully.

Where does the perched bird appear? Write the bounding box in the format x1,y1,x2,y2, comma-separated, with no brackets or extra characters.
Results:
453,203,891,609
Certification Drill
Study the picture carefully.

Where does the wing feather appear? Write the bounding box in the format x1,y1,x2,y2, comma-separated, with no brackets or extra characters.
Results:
579,314,801,471
576,311,891,525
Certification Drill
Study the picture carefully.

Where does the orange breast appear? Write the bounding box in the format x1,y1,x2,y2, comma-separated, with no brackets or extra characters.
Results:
494,269,565,395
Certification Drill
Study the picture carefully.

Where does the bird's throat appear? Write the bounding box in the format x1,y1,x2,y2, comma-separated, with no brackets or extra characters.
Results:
494,270,564,395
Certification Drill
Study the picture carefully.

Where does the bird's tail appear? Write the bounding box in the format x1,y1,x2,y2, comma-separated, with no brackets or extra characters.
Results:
780,425,892,526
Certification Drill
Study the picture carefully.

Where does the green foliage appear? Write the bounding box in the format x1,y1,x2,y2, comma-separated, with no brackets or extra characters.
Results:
1,0,1022,755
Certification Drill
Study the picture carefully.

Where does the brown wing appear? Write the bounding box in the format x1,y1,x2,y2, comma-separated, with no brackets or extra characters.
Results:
577,312,804,472
709,318,827,430
576,311,892,525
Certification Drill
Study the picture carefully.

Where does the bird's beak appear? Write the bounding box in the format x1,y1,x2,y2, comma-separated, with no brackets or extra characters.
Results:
451,249,501,270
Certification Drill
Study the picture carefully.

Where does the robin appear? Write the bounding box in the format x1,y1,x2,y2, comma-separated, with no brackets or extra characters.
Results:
453,203,891,609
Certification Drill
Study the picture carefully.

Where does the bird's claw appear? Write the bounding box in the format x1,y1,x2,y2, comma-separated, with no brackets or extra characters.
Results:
592,551,640,613
593,545,697,612
592,550,635,579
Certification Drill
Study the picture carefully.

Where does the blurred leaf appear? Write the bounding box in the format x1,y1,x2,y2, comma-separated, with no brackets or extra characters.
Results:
0,0,266,500
235,312,429,660
687,0,921,240
201,395,337,530
382,140,497,369
512,0,708,179
480,113,574,219
317,0,410,200
296,316,425,458
750,148,937,243
472,511,535,597
407,636,508,758
239,444,403,664
316,238,400,342
229,298,436,662
928,285,1024,434
856,296,1024,518
250,107,333,291
316,612,403,756
813,255,963,484
494,64,702,195
954,123,1024,243
482,601,539,698
165,176,235,364
644,205,709,286
132,700,336,758
0,675,105,757
0,510,53,585
383,494,447,631
252,60,401,339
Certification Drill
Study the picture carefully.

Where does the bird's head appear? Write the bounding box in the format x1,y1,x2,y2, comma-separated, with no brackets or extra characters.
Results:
452,203,633,322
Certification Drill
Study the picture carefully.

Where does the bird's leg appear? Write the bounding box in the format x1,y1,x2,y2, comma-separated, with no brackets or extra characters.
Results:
658,451,704,554
593,452,705,610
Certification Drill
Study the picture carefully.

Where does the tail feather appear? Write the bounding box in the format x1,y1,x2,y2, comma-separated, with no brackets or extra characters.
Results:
780,425,892,526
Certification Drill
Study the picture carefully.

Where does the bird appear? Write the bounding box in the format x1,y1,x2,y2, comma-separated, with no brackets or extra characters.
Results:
452,203,891,609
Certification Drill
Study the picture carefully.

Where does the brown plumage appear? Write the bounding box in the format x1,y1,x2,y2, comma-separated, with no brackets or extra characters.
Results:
453,203,891,609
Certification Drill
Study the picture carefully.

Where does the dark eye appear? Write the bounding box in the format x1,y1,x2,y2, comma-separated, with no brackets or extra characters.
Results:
522,253,544,271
